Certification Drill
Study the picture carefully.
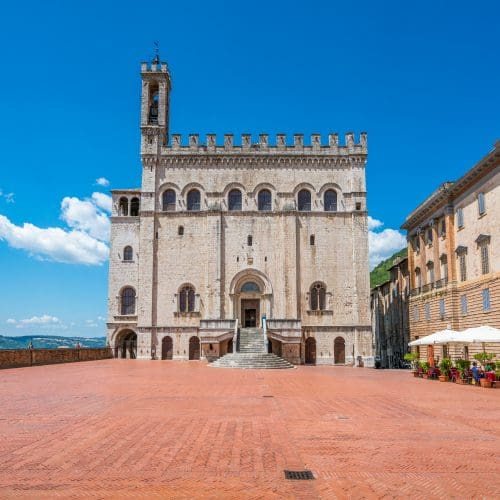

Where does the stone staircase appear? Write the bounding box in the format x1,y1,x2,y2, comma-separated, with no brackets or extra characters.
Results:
211,327,294,369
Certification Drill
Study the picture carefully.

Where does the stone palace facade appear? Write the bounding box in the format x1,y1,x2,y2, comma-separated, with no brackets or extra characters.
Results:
106,58,373,366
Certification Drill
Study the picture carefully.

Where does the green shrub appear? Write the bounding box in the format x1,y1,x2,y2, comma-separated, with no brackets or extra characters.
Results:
439,358,452,376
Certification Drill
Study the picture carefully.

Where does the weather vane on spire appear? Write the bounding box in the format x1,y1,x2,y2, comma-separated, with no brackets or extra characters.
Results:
152,41,160,64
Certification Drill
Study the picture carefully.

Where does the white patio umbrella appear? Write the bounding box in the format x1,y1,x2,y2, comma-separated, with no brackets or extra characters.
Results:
447,325,500,344
408,329,459,346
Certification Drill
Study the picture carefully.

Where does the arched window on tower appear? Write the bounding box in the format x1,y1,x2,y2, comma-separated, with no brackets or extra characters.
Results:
258,189,272,211
119,197,128,216
187,189,201,211
123,246,133,261
324,189,337,212
149,92,159,124
309,282,326,311
298,189,311,211
130,197,140,216
162,189,176,211
179,285,196,313
121,287,136,315
228,189,242,211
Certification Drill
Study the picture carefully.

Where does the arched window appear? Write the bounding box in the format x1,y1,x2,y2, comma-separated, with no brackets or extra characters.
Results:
298,189,311,211
149,92,159,124
415,268,422,289
228,189,242,211
162,189,176,211
310,282,326,311
324,189,337,212
258,189,272,211
241,282,260,293
119,197,128,216
179,285,196,313
187,189,201,211
130,197,140,216
121,287,136,315
123,246,133,261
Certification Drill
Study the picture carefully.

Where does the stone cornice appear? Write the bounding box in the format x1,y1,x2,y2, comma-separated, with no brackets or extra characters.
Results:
141,154,366,169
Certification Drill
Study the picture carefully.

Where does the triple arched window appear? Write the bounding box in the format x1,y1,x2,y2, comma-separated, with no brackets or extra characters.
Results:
187,189,201,211
298,190,311,211
123,246,133,261
121,287,136,315
179,285,196,313
162,189,176,211
310,282,326,311
228,189,242,211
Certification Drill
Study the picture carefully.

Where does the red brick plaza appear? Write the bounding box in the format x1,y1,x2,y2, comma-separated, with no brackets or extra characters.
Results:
0,361,499,498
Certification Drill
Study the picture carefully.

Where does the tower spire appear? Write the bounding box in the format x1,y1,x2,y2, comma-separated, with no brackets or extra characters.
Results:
152,41,160,64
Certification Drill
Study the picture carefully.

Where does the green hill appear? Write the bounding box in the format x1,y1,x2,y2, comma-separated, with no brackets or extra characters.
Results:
0,335,106,350
370,247,407,289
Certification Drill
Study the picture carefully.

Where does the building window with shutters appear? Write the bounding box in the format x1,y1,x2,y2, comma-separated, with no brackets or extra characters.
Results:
425,303,431,321
460,295,468,316
459,254,467,282
439,299,445,320
477,192,486,216
413,305,419,321
482,288,491,312
480,244,489,275
457,207,464,229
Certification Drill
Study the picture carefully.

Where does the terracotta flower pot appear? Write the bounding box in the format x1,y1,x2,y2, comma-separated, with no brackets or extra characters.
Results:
480,378,492,388
438,375,449,382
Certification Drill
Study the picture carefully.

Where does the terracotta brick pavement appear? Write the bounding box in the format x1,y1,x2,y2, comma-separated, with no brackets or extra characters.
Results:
0,361,499,498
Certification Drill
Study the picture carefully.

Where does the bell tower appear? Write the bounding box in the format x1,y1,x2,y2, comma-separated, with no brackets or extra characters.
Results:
140,49,171,154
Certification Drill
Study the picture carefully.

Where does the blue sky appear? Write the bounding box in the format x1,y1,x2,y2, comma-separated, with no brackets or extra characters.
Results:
0,0,499,337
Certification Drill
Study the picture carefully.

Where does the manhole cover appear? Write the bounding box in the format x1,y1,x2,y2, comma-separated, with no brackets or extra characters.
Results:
284,470,314,480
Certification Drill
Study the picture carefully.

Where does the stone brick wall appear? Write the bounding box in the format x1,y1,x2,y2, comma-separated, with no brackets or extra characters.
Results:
0,348,112,370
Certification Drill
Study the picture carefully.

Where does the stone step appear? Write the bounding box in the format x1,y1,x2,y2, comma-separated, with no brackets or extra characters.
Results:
211,353,294,370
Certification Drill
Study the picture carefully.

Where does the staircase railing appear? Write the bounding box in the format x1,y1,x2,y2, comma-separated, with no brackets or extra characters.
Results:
233,319,239,353
263,317,268,353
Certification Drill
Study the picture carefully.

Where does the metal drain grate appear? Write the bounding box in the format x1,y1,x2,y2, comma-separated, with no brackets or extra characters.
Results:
284,470,314,480
262,395,274,398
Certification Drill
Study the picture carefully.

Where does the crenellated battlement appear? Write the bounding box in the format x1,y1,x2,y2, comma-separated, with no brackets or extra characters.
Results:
141,61,169,73
162,132,367,155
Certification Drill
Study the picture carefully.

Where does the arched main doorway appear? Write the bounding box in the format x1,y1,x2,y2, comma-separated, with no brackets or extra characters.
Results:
229,269,273,327
115,330,137,359
334,337,345,364
161,336,173,360
305,338,316,364
189,336,200,360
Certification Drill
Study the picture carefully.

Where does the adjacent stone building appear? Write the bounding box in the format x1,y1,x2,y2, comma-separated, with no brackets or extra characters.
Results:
402,141,500,364
371,256,410,368
106,58,373,366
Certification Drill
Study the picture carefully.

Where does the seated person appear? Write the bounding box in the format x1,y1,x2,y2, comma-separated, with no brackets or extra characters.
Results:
471,362,482,383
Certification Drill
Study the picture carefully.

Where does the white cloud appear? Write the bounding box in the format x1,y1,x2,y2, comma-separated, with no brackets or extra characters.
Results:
21,314,60,325
60,196,110,241
367,216,383,230
95,177,110,187
97,316,106,321
0,185,112,266
0,189,15,204
91,192,112,213
6,318,16,324
368,217,406,270
0,215,109,265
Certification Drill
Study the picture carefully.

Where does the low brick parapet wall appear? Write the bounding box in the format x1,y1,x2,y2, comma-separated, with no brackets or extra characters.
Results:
0,348,112,369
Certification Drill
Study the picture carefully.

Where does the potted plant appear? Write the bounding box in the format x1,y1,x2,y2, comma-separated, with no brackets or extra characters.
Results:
438,358,452,382
474,353,496,388
404,352,420,376
455,359,470,385
421,361,430,379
